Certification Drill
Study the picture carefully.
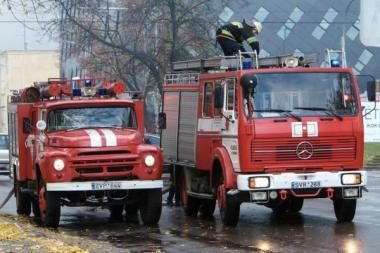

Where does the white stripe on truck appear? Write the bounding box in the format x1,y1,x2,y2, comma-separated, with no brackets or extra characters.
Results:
85,129,102,147
100,129,117,147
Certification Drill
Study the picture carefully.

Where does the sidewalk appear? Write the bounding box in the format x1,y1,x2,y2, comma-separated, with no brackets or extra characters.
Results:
0,214,105,253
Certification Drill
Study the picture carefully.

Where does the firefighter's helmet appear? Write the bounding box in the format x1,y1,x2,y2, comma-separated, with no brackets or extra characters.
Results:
243,19,263,34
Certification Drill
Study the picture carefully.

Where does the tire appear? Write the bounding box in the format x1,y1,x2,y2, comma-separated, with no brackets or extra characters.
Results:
333,198,356,222
38,178,61,228
125,204,139,216
139,189,162,225
200,199,216,217
15,182,31,216
179,172,201,217
109,205,124,221
217,184,240,226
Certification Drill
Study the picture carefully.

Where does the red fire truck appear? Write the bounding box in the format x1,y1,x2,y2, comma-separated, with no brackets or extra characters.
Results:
8,78,163,227
160,52,376,226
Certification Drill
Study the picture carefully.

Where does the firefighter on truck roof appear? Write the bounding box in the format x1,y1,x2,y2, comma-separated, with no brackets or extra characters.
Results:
216,18,262,56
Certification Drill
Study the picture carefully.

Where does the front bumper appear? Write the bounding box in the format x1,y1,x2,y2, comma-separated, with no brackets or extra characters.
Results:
237,171,367,191
46,179,163,191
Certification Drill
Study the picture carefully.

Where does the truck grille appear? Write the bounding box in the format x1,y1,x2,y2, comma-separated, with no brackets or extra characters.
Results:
70,150,139,178
251,137,356,163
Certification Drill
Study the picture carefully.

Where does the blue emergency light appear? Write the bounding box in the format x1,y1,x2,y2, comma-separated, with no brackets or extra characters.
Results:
85,79,92,87
97,88,107,96
330,59,341,68
72,88,82,96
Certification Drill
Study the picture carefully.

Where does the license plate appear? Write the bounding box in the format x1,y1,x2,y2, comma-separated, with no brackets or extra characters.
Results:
91,182,122,190
291,181,321,189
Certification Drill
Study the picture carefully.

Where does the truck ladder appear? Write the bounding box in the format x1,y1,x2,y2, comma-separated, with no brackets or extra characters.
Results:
172,52,318,72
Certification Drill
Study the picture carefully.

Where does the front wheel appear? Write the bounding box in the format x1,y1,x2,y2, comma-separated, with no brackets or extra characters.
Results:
217,184,240,226
38,178,61,228
333,198,356,222
139,189,162,225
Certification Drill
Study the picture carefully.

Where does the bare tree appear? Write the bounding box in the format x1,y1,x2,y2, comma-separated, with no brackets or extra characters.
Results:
57,0,221,92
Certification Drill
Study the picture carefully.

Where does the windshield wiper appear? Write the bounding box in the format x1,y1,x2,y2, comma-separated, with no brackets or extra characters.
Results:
253,109,301,121
293,107,343,121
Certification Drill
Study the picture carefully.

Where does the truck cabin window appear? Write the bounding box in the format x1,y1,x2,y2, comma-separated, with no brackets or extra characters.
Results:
243,72,358,118
47,107,137,131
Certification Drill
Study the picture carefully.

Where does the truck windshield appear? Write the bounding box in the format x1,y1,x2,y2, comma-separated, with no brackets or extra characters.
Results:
47,107,137,132
244,72,358,118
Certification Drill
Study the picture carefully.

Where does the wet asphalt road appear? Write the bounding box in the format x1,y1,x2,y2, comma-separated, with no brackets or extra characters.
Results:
0,171,380,253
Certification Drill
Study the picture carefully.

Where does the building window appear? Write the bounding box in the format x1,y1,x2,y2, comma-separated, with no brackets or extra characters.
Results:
358,49,373,65
219,6,234,23
312,8,338,41
346,26,359,40
276,7,304,40
324,8,338,23
254,7,269,22
289,7,304,23
260,49,270,57
312,26,325,40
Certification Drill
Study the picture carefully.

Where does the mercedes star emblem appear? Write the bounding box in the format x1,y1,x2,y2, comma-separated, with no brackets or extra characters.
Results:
296,141,313,160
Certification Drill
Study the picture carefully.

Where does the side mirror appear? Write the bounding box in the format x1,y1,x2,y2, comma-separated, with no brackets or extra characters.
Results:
240,73,257,97
367,80,376,102
214,85,224,109
23,118,31,134
158,112,166,129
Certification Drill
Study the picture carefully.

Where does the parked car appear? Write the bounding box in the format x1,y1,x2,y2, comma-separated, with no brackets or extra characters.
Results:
144,133,160,147
0,133,10,176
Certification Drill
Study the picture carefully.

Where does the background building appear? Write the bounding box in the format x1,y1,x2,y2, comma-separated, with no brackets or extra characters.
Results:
215,0,380,77
0,50,60,133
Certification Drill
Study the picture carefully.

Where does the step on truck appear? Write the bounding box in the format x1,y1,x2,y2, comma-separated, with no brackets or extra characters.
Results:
159,51,376,226
8,78,163,227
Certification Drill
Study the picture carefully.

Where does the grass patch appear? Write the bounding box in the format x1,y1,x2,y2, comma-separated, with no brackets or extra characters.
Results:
364,143,380,165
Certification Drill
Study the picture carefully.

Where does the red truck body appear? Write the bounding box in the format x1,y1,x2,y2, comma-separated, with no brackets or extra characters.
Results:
8,78,163,227
160,54,375,226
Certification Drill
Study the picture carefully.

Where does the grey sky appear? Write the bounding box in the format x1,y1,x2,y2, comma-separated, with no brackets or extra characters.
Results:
0,4,58,51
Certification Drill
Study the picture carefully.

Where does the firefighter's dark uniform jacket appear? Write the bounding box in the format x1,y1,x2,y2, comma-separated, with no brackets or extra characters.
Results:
216,21,260,55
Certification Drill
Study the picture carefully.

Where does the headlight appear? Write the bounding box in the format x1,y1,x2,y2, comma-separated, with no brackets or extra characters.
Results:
341,173,361,185
53,159,65,171
144,155,155,167
249,176,270,188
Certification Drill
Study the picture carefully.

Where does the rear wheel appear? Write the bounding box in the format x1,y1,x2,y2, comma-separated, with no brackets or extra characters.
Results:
140,189,162,225
38,178,61,228
217,184,240,226
125,204,139,217
179,172,201,217
333,198,356,222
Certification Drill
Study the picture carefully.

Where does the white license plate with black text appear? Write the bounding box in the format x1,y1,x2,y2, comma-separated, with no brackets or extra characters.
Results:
91,182,122,190
291,181,321,189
